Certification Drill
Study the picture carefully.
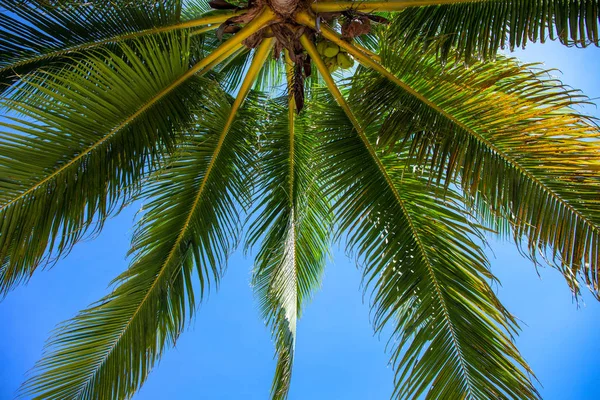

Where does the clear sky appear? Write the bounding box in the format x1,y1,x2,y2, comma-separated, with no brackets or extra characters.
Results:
1,41,600,400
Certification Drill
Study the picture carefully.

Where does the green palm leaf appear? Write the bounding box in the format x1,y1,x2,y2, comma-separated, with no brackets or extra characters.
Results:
0,32,208,295
19,74,266,400
350,38,600,296
0,0,236,94
306,84,538,398
0,7,273,294
247,87,331,398
388,0,600,63
0,0,174,89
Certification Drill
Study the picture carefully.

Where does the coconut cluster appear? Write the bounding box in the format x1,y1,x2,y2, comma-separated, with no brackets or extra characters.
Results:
316,40,355,72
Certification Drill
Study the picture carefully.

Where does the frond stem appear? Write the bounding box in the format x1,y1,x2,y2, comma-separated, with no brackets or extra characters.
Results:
284,48,298,329
190,25,219,37
284,50,296,209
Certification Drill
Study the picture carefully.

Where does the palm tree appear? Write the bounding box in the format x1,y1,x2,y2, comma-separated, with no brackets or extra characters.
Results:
1,0,599,398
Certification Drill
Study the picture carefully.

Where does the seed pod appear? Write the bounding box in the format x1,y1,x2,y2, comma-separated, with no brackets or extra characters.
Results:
323,43,340,58
317,40,328,55
337,52,354,69
323,56,338,73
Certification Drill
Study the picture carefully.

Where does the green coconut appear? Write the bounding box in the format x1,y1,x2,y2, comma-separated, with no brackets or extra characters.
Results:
323,56,338,73
337,52,354,69
323,43,340,58
316,40,328,55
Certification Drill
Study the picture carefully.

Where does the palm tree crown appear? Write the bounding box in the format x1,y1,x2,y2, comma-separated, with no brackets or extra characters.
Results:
1,0,600,398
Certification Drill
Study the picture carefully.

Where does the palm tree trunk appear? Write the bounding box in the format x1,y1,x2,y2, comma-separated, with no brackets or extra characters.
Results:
268,0,302,16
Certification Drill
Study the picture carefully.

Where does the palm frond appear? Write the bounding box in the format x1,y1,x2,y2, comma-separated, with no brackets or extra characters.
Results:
216,46,255,92
302,37,539,398
387,0,600,63
247,80,331,398
255,56,288,92
0,9,273,295
328,127,539,399
347,35,600,297
0,32,207,295
0,0,176,91
0,0,237,94
182,0,212,19
19,48,269,396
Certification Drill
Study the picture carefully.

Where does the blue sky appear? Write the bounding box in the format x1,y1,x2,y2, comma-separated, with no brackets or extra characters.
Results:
1,41,600,399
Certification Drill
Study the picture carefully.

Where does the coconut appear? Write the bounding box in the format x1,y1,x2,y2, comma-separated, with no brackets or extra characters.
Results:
337,52,354,69
323,43,340,58
316,40,328,55
323,56,338,73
